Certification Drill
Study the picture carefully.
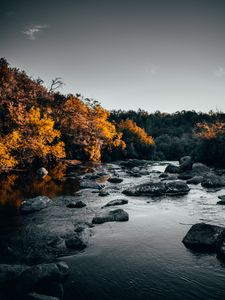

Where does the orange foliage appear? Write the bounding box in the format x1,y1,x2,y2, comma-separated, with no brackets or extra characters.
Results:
195,122,225,140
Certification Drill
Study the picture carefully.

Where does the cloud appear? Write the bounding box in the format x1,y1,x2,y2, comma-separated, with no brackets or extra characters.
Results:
22,25,48,40
214,67,225,78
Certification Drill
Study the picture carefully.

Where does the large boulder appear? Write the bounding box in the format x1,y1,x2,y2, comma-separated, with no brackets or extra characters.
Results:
92,209,129,224
165,180,190,196
182,223,224,251
20,196,51,214
123,181,166,196
165,164,180,174
192,163,210,174
179,156,193,171
102,199,128,208
201,174,225,188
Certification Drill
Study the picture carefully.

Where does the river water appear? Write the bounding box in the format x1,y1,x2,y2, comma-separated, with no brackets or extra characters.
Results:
1,161,225,300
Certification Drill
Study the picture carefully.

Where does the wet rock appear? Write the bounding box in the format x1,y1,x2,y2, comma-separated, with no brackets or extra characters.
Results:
216,230,225,259
107,177,123,183
216,200,225,205
27,292,60,300
178,173,193,180
102,199,128,208
36,168,48,178
98,190,110,197
20,196,51,214
66,200,86,208
123,181,166,196
65,228,89,250
161,174,177,181
80,180,102,190
92,209,129,224
201,174,225,188
182,223,224,251
179,156,193,171
192,163,210,174
165,164,180,174
120,159,147,169
165,180,190,195
16,262,69,297
187,176,203,185
218,195,225,201
159,173,168,178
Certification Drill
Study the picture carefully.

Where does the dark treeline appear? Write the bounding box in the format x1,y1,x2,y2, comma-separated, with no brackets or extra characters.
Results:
1,58,225,172
110,109,225,166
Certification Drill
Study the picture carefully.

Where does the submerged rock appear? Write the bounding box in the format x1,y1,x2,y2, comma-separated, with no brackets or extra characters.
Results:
182,223,224,251
165,164,180,174
107,177,123,183
165,180,190,195
123,181,166,196
20,196,51,214
201,174,225,188
102,199,128,208
92,209,129,224
98,190,110,197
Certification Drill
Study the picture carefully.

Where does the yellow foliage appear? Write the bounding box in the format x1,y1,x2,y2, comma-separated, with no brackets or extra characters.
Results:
119,119,155,145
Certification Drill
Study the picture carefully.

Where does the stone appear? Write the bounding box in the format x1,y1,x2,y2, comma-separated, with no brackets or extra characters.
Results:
192,163,210,174
27,292,60,300
107,177,123,183
201,174,225,188
36,168,48,178
182,223,224,251
102,199,128,208
165,180,190,195
20,196,51,214
187,176,203,184
123,181,166,196
165,164,180,174
216,230,225,259
80,180,102,190
179,156,193,171
65,228,89,250
66,200,86,208
92,209,129,224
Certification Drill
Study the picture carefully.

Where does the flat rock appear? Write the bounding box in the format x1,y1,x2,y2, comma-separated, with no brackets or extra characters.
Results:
102,199,128,208
80,180,102,190
20,196,51,214
123,181,166,196
182,223,224,251
92,209,129,224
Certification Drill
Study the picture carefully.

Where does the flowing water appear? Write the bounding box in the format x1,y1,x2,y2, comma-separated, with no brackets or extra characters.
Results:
1,161,225,300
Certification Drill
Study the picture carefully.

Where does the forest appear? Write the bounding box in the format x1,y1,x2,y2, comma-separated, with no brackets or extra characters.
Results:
1,57,225,173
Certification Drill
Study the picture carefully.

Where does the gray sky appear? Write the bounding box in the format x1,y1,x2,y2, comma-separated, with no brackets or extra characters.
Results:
1,0,225,113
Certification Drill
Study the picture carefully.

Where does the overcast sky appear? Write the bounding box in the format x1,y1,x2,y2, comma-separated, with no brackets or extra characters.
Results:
1,0,225,113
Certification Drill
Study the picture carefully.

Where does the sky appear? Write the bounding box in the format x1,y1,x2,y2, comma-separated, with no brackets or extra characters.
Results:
1,0,225,113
